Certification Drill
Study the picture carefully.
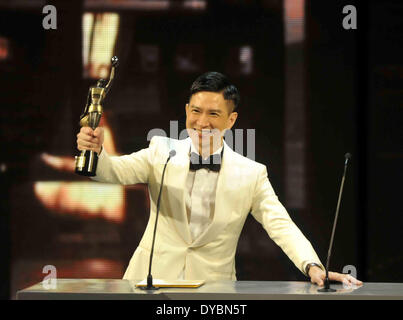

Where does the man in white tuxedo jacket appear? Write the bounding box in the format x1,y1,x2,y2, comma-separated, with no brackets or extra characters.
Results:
77,72,362,287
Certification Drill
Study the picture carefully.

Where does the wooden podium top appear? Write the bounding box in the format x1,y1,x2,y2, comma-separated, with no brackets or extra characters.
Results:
16,279,403,300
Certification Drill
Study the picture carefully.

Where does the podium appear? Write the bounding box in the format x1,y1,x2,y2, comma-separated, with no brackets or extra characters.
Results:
16,279,403,300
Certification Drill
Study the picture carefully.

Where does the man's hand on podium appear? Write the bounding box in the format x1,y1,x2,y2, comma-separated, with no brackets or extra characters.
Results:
309,266,363,288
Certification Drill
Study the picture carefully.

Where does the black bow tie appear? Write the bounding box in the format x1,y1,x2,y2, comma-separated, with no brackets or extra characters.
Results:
189,152,222,172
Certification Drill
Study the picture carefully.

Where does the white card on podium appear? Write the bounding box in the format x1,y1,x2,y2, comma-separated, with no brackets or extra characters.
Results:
135,278,205,288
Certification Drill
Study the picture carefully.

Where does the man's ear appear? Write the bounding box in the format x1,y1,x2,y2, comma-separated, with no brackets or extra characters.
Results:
185,103,189,115
227,112,238,129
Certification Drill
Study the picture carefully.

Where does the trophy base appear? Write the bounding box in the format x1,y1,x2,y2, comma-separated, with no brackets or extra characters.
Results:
75,150,98,176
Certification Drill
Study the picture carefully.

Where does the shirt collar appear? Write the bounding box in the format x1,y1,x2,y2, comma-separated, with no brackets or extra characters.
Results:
189,140,223,159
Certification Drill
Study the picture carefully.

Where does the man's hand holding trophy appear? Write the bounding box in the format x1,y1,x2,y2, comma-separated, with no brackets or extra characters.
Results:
75,56,118,176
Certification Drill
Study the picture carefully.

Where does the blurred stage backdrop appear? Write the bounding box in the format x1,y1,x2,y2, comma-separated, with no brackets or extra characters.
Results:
1,0,402,299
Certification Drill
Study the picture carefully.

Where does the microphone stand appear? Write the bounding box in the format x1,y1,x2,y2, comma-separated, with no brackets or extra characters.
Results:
141,150,176,291
318,153,351,293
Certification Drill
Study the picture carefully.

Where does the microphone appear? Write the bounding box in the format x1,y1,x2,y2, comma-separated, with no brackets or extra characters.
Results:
141,150,176,291
318,153,351,293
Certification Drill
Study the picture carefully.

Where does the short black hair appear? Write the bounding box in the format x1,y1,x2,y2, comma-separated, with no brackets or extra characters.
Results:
189,71,240,112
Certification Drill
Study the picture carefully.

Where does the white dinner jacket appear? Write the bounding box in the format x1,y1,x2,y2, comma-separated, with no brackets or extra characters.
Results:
92,136,323,281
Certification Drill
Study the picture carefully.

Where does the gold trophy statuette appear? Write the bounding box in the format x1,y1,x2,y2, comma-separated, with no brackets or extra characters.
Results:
75,56,119,176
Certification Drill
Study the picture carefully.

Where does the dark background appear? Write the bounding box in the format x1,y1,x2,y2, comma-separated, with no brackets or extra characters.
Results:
0,0,402,299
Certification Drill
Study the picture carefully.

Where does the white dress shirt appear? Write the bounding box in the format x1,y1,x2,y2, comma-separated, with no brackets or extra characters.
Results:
178,142,223,279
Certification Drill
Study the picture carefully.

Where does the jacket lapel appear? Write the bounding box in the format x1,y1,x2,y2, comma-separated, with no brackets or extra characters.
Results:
163,138,192,244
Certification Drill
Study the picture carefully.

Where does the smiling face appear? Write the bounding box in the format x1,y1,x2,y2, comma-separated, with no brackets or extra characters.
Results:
185,91,238,156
